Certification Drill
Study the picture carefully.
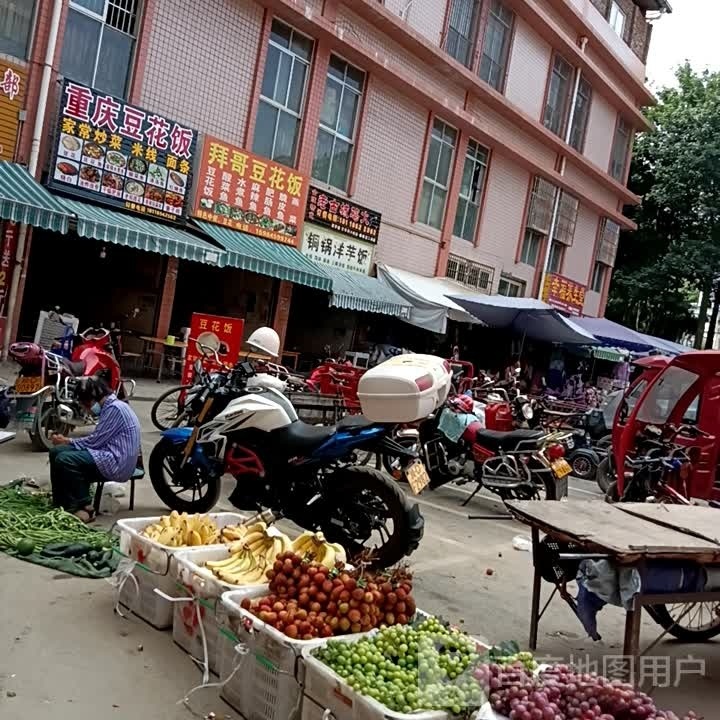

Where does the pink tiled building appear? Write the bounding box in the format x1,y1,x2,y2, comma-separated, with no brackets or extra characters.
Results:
1,0,669,348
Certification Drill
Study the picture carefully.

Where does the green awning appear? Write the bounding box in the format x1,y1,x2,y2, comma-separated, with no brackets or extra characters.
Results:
323,265,413,317
195,220,331,291
592,346,627,362
61,199,224,265
0,162,73,232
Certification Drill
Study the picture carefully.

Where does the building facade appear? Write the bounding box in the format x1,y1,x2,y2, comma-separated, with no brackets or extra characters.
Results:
0,0,668,351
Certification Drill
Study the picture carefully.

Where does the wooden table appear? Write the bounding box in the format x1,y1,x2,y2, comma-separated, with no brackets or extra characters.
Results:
506,500,720,666
140,336,188,382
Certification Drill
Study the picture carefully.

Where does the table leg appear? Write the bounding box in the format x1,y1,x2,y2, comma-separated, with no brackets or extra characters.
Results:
157,351,164,383
529,525,541,650
623,598,642,680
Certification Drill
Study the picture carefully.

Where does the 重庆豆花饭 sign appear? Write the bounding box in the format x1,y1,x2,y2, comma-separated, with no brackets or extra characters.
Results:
48,80,197,222
306,186,381,245
301,224,374,275
191,135,307,246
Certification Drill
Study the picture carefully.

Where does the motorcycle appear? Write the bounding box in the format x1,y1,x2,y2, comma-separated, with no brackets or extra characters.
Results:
8,319,133,450
148,359,425,568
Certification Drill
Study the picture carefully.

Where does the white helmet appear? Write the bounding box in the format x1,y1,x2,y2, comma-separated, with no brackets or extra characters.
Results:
247,326,280,357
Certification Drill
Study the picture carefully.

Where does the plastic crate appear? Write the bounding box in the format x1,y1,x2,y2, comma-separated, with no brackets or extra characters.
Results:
301,694,338,720
117,512,248,574
117,558,181,629
174,545,271,600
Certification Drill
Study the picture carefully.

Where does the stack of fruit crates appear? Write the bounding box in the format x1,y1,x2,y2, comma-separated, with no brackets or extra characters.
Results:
116,512,247,629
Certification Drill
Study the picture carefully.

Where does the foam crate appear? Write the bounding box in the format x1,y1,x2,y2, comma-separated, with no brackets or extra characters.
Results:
301,694,337,720
117,512,248,574
175,545,270,601
117,559,181,630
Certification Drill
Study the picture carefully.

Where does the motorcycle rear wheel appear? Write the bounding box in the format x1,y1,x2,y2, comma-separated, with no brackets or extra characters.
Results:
596,455,615,493
32,400,71,452
319,466,422,569
149,437,221,513
569,451,598,481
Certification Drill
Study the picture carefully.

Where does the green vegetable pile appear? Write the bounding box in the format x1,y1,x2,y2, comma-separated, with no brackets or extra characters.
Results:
0,482,116,556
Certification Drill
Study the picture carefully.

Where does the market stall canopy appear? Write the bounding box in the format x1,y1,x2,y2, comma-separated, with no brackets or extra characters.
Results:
637,332,690,356
60,199,225,265
447,295,598,345
376,264,481,333
0,162,73,233
321,265,413,317
194,221,331,291
571,316,654,352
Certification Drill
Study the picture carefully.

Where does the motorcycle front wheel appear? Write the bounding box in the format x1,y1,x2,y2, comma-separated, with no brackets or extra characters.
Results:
318,466,423,569
149,437,221,513
569,450,598,481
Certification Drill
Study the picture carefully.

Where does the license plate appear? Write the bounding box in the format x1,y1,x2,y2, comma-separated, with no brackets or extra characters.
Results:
551,458,572,479
405,460,430,495
14,376,42,394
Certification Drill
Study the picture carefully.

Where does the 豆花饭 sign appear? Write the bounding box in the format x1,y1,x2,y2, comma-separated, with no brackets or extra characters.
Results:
191,135,307,246
0,61,27,162
301,223,374,275
542,273,586,316
48,80,197,222
306,186,380,245
181,313,245,385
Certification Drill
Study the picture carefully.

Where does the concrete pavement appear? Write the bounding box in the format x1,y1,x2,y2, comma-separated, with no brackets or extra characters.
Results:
0,387,717,719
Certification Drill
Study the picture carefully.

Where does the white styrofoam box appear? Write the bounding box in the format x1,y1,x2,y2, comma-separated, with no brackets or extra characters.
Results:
358,354,452,423
175,545,270,600
117,559,181,629
301,693,337,720
117,512,248,574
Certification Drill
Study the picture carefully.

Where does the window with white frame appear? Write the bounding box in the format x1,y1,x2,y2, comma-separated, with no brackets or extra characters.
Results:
312,55,364,192
544,54,574,137
498,276,525,297
591,261,609,293
479,0,514,91
0,0,35,58
418,118,457,230
253,19,314,168
568,78,592,152
609,1,626,38
547,240,564,274
453,139,489,242
60,0,139,98
520,228,542,267
444,0,481,68
446,254,494,291
610,116,631,181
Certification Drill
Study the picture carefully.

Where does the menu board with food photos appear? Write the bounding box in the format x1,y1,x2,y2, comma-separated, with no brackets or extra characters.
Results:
48,80,197,222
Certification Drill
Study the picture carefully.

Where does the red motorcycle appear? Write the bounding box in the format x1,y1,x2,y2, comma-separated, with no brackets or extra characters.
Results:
8,325,133,450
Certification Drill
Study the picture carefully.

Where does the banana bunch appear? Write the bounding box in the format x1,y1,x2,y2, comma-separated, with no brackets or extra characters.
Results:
206,524,292,586
291,530,347,569
220,520,266,543
141,511,220,547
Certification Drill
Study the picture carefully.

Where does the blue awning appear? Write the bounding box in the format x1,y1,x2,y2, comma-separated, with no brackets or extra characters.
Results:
322,266,412,317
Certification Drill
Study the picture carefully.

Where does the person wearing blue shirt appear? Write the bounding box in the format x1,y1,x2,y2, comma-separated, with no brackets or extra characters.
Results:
49,376,141,522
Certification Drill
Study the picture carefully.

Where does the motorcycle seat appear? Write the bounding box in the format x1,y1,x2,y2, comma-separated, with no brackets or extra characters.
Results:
63,359,86,376
336,414,373,433
475,428,544,451
271,420,336,454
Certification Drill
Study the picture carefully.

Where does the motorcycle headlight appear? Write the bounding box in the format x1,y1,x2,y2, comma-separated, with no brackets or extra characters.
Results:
522,404,533,420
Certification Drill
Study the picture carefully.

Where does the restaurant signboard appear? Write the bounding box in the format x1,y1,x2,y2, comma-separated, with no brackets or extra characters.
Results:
301,223,374,275
542,273,586,316
0,61,28,162
306,186,381,244
48,80,197,222
191,135,307,247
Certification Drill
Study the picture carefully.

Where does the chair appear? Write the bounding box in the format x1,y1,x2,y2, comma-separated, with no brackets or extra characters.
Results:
92,466,144,516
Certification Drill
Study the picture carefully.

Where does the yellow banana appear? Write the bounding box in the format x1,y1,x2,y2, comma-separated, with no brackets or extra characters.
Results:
329,542,347,565
319,543,336,569
241,521,267,534
242,531,266,547
222,527,245,541
188,529,202,546
206,554,240,570
157,527,178,546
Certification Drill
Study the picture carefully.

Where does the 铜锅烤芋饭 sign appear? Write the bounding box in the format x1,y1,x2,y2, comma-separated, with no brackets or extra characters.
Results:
182,313,245,385
306,186,381,245
542,273,586,316
301,223,375,275
191,135,307,246
48,80,197,222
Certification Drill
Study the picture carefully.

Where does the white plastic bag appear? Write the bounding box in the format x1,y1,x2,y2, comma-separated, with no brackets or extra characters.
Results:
98,481,127,515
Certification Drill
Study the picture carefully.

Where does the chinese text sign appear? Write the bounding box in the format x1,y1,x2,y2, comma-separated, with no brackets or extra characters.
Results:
48,80,197,222
182,313,245,385
301,224,375,274
191,135,307,247
306,186,381,245
0,222,18,317
542,273,586,316
0,62,27,162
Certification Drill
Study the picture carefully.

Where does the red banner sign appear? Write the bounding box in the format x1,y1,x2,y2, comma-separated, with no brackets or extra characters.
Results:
182,312,245,385
0,222,18,318
542,273,586,316
191,135,307,246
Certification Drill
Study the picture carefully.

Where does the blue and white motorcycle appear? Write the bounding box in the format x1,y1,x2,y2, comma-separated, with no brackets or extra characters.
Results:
149,360,426,568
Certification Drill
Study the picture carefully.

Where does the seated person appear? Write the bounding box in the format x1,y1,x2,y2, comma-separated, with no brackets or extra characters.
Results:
49,376,142,521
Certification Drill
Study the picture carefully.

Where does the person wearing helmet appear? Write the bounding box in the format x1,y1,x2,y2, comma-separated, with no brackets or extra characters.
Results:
48,376,142,522
247,326,280,357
